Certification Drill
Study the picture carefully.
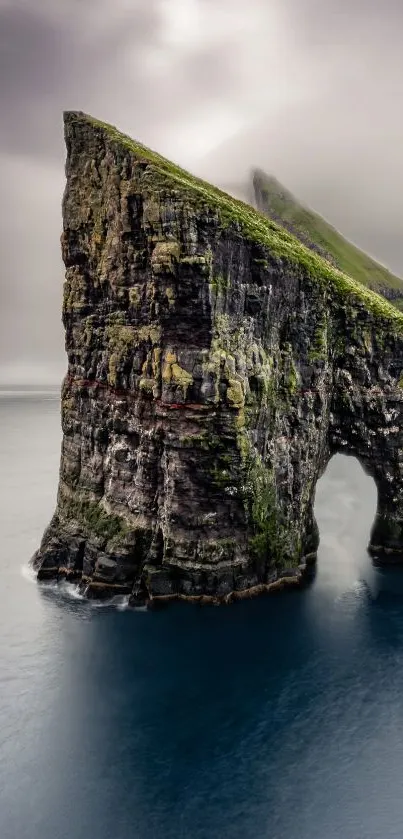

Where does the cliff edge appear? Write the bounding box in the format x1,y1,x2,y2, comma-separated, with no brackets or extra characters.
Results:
32,111,403,605
253,169,403,308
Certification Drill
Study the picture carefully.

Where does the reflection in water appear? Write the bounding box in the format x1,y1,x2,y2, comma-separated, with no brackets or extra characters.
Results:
2,397,403,839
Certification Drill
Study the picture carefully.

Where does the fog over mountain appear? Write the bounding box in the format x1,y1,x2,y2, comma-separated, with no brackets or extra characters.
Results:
1,0,403,383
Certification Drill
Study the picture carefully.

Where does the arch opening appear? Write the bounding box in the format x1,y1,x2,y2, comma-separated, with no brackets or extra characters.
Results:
313,454,378,579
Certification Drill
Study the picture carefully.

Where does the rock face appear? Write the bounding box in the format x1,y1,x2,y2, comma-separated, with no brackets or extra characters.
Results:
33,111,403,604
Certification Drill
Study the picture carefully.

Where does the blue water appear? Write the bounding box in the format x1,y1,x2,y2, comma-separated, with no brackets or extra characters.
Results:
2,393,403,839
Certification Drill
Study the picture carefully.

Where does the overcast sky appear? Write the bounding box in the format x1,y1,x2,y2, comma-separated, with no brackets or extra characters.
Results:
1,0,403,383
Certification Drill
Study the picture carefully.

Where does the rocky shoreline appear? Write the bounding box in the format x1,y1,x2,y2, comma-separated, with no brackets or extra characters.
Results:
34,553,317,608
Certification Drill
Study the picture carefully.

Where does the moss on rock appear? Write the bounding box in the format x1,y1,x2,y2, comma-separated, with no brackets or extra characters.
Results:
151,241,180,274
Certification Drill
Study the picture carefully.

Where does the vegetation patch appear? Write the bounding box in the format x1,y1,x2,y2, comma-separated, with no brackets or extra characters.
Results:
129,286,141,307
226,379,244,408
236,435,287,567
151,241,180,274
139,377,156,395
63,274,87,311
162,350,193,398
308,315,328,363
64,497,129,543
106,325,137,386
210,273,229,296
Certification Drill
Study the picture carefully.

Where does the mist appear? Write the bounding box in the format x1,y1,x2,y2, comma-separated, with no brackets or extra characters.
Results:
1,0,403,383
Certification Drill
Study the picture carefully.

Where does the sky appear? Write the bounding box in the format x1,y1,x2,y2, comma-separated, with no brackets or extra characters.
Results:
1,0,403,384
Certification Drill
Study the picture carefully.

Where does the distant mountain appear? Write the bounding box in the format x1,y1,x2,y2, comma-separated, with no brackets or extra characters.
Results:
252,170,403,308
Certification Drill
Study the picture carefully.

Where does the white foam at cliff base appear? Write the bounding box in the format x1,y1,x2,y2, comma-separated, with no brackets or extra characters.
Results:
20,563,37,584
59,581,86,600
21,565,141,611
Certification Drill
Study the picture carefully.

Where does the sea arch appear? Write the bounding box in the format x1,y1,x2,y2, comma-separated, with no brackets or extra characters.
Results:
314,453,378,576
33,112,403,603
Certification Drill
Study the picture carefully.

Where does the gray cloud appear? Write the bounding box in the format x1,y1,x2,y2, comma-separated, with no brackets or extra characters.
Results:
0,2,161,160
1,0,403,382
198,0,403,271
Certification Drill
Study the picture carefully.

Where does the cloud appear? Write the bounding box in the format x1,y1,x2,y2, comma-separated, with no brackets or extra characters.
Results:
0,151,64,375
196,0,403,273
1,0,403,382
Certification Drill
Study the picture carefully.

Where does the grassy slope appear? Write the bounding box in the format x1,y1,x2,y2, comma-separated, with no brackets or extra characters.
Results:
65,112,403,333
253,170,403,300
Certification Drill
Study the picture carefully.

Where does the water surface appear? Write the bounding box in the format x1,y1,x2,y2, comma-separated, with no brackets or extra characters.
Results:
1,392,403,839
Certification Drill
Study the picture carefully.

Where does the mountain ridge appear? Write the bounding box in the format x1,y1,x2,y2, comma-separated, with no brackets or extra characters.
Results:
252,169,403,307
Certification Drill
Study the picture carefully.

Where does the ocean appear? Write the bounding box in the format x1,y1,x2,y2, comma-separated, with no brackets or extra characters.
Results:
1,390,403,839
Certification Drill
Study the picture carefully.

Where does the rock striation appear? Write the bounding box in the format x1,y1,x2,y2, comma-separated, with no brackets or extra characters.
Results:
33,111,403,605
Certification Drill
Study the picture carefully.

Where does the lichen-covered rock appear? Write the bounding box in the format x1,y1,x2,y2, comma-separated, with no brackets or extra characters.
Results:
32,111,403,604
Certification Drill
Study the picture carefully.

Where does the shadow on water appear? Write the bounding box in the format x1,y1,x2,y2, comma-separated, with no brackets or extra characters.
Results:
33,586,327,839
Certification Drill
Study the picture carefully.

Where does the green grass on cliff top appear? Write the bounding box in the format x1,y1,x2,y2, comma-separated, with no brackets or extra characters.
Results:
67,111,403,333
253,170,403,296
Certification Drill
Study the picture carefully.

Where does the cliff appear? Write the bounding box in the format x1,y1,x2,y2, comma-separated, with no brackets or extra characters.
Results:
32,111,403,605
253,170,403,308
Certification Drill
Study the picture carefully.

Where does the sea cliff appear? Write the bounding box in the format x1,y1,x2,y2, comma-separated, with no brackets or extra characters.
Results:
33,111,403,604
